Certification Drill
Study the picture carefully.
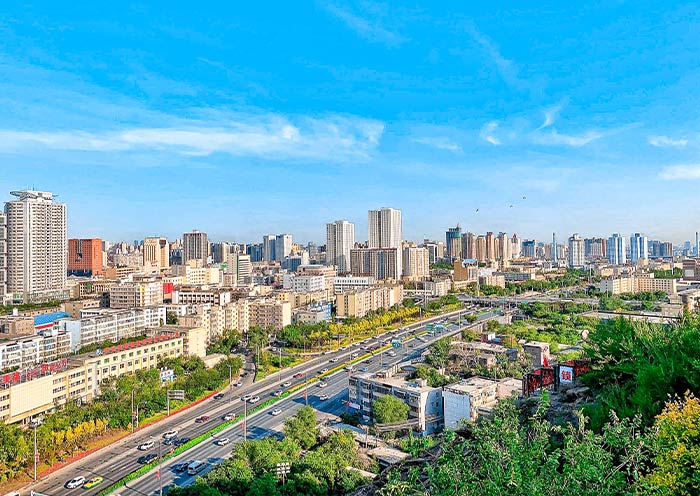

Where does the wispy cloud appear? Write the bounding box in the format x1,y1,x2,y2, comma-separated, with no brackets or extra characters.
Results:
480,121,501,145
648,135,689,147
537,99,568,130
0,113,385,162
323,3,407,47
659,164,700,180
413,136,462,152
531,129,604,147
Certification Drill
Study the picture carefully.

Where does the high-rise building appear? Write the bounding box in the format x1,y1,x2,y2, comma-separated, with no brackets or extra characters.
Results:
211,241,232,265
5,190,67,302
262,234,276,262
0,212,6,302
368,207,402,277
68,238,103,276
274,234,293,262
326,220,355,274
497,232,511,261
552,233,558,264
484,232,496,262
230,253,252,285
521,239,536,259
350,248,399,280
629,233,649,264
608,233,627,265
475,235,487,262
584,238,607,260
423,242,440,264
511,233,521,259
403,246,430,281
182,230,209,265
567,233,585,268
445,225,462,260
143,236,170,271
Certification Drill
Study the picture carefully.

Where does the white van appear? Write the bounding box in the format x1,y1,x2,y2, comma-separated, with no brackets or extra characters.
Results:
187,460,206,475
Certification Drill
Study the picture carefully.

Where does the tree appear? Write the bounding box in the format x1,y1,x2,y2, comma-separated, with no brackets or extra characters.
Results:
641,393,700,495
373,395,409,425
283,406,319,449
426,337,452,368
166,311,178,325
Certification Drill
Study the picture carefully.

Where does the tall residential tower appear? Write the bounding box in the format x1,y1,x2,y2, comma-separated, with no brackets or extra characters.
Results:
368,207,402,278
326,220,355,274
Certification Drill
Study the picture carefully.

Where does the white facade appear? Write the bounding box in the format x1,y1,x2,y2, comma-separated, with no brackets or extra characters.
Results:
0,212,6,302
368,207,402,278
0,329,72,372
568,233,585,268
274,234,293,262
282,274,326,293
5,190,67,301
333,276,376,293
608,233,627,265
57,306,166,352
326,220,355,274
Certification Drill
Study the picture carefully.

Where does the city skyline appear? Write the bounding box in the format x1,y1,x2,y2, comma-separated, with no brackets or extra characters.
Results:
2,3,700,242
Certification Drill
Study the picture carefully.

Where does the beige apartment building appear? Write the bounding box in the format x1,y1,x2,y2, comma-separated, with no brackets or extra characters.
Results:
143,237,170,271
598,274,677,295
249,299,291,330
0,332,184,424
335,283,403,318
109,280,163,308
402,246,430,282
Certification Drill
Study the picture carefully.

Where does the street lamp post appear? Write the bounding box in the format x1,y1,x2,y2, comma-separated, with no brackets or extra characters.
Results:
30,419,40,481
135,401,147,430
243,399,247,442
278,348,282,385
227,364,233,404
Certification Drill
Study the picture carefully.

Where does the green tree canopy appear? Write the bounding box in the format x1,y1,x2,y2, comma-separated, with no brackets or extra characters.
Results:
373,395,409,424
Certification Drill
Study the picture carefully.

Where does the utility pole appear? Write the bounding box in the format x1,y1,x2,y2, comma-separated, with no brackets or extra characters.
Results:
227,364,233,404
278,348,282,384
31,419,39,481
243,399,247,442
131,389,135,433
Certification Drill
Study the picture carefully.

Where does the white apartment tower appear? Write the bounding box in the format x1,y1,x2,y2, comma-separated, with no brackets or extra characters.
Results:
630,233,649,264
0,212,6,302
182,230,209,265
326,220,355,274
5,190,67,302
368,207,402,278
568,233,585,268
274,234,293,262
608,233,627,265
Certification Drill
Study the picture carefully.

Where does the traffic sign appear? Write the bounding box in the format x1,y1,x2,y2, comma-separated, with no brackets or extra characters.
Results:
167,389,185,400
391,339,402,349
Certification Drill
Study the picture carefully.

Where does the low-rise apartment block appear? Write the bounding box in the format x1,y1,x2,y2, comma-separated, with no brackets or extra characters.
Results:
293,302,332,324
249,299,291,330
109,280,163,308
172,287,232,306
333,276,376,293
336,284,403,318
282,274,326,293
349,367,442,434
443,377,522,428
597,274,677,295
0,329,72,372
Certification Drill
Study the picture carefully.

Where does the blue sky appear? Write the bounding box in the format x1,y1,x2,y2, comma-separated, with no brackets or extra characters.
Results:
1,1,699,244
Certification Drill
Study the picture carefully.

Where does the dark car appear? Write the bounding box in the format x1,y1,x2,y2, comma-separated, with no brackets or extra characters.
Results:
213,393,225,400
173,461,190,472
195,415,210,423
174,437,191,447
138,453,158,464
163,437,176,446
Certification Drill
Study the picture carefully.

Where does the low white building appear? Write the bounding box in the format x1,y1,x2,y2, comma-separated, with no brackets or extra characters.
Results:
443,377,522,429
333,276,376,293
282,274,326,293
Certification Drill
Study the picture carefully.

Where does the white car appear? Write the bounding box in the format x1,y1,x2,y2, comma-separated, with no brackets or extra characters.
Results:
248,396,260,404
162,429,178,440
329,357,339,363
351,353,359,359
319,394,329,401
242,394,253,401
65,476,86,489
319,368,329,374
271,408,283,416
318,381,328,388
223,413,235,421
215,437,230,446
138,440,155,451
282,381,292,388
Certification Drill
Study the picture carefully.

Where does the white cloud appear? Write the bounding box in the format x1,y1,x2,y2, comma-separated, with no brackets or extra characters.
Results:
0,113,385,162
659,164,700,180
537,100,568,130
531,129,603,147
323,3,407,47
479,121,501,145
413,136,462,152
648,135,689,147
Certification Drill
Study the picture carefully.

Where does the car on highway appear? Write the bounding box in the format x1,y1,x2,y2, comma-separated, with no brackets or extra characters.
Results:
174,437,191,447
138,453,158,464
242,394,253,401
248,395,260,404
350,353,359,359
364,359,373,364
215,437,230,446
319,368,329,374
387,351,397,357
233,381,243,387
138,440,155,451
223,412,235,421
173,461,190,472
319,394,329,401
83,476,104,489
282,381,292,387
195,415,210,423
345,365,355,372
163,437,176,445
65,476,86,489
329,357,339,363
294,372,304,379
318,381,328,388
272,389,283,397
271,408,282,416
213,393,225,400
163,429,179,440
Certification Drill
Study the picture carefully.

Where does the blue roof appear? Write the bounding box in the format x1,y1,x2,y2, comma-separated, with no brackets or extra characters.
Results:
34,311,71,326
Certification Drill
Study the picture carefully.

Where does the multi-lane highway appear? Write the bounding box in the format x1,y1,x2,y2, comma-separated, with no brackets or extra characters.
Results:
28,307,497,496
